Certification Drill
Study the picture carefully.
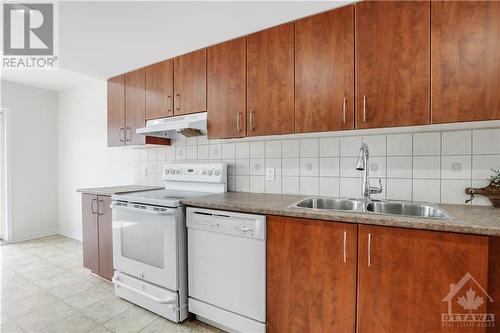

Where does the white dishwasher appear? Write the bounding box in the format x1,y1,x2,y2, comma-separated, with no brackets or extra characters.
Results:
186,207,266,333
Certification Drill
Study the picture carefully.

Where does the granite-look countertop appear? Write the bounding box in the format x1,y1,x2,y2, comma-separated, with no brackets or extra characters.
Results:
77,185,163,196
181,192,500,237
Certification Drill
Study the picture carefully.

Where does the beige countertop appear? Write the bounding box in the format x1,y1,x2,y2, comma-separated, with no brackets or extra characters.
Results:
181,192,500,237
77,185,163,196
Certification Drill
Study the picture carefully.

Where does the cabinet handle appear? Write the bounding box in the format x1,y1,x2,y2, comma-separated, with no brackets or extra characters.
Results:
125,127,132,142
342,98,347,124
250,110,255,131
363,95,367,124
175,94,181,111
119,128,125,143
167,95,172,112
91,198,97,215
343,231,347,263
367,233,372,267
236,112,241,132
97,199,104,216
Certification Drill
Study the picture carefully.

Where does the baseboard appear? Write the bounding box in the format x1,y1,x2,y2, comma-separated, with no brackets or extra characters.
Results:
10,228,59,243
57,229,82,242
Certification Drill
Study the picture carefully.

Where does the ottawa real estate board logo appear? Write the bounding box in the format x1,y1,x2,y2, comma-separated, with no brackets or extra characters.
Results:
2,2,58,69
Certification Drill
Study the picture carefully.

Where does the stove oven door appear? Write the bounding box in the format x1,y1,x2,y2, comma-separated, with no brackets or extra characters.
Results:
111,201,181,290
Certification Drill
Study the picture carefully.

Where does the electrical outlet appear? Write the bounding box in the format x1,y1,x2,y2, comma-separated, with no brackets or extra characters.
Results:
266,168,275,181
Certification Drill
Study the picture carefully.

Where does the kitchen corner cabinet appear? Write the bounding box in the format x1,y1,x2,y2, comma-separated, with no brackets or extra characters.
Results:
107,75,126,147
295,5,354,133
431,1,500,124
82,194,114,281
174,49,207,116
266,216,357,333
247,23,294,136
207,37,247,139
146,59,174,120
357,225,489,333
355,1,430,129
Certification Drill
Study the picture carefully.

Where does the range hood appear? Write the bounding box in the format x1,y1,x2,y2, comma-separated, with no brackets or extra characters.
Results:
136,112,207,139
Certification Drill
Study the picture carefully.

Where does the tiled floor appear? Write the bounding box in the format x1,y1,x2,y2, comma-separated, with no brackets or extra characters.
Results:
1,235,223,333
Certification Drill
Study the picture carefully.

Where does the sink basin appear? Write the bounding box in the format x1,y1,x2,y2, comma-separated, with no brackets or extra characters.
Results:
366,201,450,218
291,197,452,219
295,198,367,211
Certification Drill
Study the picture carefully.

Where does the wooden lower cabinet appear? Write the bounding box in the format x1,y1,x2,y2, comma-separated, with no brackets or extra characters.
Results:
81,194,114,281
357,225,490,333
266,216,357,333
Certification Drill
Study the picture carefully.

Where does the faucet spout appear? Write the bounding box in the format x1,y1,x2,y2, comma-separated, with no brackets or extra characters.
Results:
355,143,382,199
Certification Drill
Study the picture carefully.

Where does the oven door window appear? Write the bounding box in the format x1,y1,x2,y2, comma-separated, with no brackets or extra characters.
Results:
121,221,165,268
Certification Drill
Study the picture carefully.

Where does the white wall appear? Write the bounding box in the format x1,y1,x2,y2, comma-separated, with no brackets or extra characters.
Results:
1,81,59,241
57,78,135,240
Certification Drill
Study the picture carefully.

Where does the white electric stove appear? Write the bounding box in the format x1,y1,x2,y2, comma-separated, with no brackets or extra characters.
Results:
110,162,227,323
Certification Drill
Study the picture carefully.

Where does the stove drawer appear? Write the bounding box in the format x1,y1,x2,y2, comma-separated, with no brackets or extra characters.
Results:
113,271,181,322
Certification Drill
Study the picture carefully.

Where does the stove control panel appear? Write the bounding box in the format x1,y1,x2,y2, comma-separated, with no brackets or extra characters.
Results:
162,162,227,183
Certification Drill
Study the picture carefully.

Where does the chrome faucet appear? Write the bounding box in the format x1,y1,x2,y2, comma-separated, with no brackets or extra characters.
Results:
356,143,382,199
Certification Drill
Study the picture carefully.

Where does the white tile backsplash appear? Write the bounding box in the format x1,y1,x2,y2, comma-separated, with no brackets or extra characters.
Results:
138,125,500,206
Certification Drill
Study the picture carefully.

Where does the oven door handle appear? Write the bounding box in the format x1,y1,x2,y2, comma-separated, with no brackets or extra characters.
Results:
112,276,177,306
110,203,178,216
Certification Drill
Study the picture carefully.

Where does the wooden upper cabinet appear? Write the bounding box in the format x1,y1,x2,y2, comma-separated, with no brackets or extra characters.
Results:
295,6,354,133
431,1,500,124
207,37,247,139
124,68,146,145
107,75,125,147
174,49,207,115
355,1,430,129
357,225,489,333
247,23,294,136
146,60,173,120
267,216,357,333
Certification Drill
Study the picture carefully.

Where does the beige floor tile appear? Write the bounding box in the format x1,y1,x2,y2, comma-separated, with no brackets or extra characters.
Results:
3,291,59,320
16,300,76,332
140,317,188,333
103,306,158,333
9,259,59,274
81,296,133,323
47,278,95,299
67,266,103,284
33,272,81,289
22,266,65,282
42,313,98,333
1,253,40,267
25,245,68,258
1,279,42,303
63,286,112,310
17,238,51,249
183,320,224,333
0,321,25,333
45,253,83,269
95,279,115,291
0,268,21,282
88,325,112,333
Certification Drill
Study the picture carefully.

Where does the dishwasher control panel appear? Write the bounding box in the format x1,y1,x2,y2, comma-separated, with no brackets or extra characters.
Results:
186,207,266,240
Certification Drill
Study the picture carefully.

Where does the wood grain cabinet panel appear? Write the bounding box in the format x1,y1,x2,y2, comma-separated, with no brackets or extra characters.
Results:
125,68,146,145
267,216,357,333
146,60,174,120
431,1,500,123
97,196,113,281
247,23,294,136
107,75,125,147
355,1,430,129
207,37,247,139
174,49,207,115
82,194,99,274
295,6,354,133
357,225,490,333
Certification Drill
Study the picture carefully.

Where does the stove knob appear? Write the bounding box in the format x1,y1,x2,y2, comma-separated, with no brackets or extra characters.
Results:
176,169,181,174
164,169,170,175
214,169,220,176
170,168,175,174
207,169,213,176
202,169,207,175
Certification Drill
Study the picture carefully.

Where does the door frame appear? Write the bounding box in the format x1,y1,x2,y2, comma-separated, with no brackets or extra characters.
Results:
0,107,13,242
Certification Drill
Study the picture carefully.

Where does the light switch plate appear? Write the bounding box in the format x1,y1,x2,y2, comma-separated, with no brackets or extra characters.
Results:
266,168,275,181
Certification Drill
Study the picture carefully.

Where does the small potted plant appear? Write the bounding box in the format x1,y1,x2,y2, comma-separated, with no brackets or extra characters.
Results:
465,169,500,207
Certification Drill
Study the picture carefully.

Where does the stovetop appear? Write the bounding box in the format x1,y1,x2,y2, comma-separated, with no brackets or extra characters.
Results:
112,189,213,207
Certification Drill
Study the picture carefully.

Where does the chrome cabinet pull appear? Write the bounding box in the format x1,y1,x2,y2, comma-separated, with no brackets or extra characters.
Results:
367,233,372,267
167,95,172,112
97,200,104,216
91,198,97,215
363,95,367,124
342,98,347,124
236,112,241,132
175,94,181,111
119,128,125,143
125,127,132,142
250,110,255,131
343,231,347,263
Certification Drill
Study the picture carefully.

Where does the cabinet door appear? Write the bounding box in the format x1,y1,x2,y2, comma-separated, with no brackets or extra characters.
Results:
357,225,489,333
82,194,99,274
247,23,294,136
97,196,113,281
146,60,174,120
125,68,146,145
431,1,500,123
207,37,247,139
267,216,357,333
174,49,207,115
295,6,354,133
355,1,430,129
107,75,125,147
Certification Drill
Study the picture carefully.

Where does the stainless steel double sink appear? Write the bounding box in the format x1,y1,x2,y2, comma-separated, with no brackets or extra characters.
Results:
291,197,452,219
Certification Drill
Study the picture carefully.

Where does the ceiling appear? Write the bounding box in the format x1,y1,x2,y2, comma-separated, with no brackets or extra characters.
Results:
2,1,353,91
